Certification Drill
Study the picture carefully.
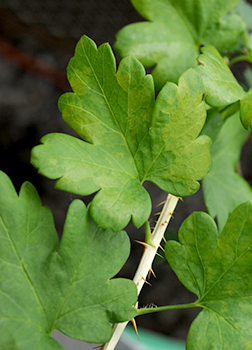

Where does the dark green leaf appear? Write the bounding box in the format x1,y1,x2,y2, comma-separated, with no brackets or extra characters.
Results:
166,202,252,349
115,0,245,89
0,171,137,349
31,35,211,231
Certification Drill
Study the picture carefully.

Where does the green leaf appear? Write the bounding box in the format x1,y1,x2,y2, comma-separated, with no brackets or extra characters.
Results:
0,171,137,349
240,87,252,129
166,202,252,349
202,112,252,232
248,33,252,52
235,0,252,32
196,46,245,105
114,0,245,89
200,108,223,144
196,46,252,129
31,35,212,231
243,67,252,89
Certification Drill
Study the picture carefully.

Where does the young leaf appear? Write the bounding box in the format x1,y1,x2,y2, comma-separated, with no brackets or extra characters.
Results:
166,202,252,349
31,35,212,232
202,112,252,232
0,171,137,349
114,0,245,89
196,46,252,129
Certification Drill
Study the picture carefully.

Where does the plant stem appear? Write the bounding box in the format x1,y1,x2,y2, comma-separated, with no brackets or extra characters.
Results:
218,101,240,121
102,194,179,350
137,301,200,316
229,54,252,66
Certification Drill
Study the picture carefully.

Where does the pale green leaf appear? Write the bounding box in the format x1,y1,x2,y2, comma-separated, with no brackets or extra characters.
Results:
235,0,252,32
196,46,252,129
243,67,252,89
166,202,252,349
249,33,252,51
115,0,245,89
240,87,252,129
202,112,252,231
31,35,211,231
196,46,245,106
202,13,246,51
200,108,223,144
0,171,137,349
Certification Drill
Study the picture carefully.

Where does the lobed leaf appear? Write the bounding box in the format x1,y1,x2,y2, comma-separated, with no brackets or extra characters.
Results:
202,112,252,231
196,46,252,129
31,35,212,231
0,171,137,349
115,0,245,89
166,202,252,349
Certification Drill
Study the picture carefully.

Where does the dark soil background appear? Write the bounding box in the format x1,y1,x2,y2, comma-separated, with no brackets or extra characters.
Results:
0,0,252,348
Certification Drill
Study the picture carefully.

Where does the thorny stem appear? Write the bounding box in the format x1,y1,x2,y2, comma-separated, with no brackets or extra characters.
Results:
101,194,179,350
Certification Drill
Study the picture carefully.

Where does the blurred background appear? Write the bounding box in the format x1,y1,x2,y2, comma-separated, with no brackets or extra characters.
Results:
0,1,252,349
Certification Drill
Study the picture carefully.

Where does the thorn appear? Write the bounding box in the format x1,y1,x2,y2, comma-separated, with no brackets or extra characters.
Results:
154,212,161,216
135,240,153,249
177,197,184,202
131,318,139,339
162,236,167,243
150,227,155,229
142,277,152,286
149,267,156,278
92,345,103,350
156,201,165,207
159,244,165,252
156,252,164,259
169,212,174,219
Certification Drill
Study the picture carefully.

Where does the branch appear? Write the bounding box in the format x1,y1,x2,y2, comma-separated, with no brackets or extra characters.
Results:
102,194,179,350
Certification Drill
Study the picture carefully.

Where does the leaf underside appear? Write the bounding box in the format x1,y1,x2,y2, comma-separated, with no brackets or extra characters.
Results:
114,0,245,89
0,171,137,349
166,202,252,349
31,35,211,231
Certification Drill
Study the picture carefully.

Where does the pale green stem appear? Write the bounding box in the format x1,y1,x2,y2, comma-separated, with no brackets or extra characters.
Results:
218,101,240,121
229,54,252,66
137,301,200,316
241,31,250,52
102,194,179,350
